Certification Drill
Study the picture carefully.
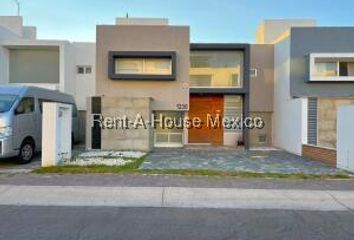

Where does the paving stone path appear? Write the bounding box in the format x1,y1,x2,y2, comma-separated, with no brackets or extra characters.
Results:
141,147,346,175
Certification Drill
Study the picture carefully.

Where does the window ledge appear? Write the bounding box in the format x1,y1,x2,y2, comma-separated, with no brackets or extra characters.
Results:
309,76,354,82
189,86,243,89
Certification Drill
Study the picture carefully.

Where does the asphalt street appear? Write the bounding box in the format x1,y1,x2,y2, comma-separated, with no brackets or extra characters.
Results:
0,206,353,240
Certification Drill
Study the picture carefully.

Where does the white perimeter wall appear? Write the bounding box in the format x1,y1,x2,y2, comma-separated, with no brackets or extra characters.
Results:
273,37,307,155
337,105,354,172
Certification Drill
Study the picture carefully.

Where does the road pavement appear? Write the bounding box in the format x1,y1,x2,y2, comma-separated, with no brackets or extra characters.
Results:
0,206,353,240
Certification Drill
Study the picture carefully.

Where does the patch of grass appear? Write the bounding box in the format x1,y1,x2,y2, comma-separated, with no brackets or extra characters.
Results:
34,160,353,179
35,155,146,174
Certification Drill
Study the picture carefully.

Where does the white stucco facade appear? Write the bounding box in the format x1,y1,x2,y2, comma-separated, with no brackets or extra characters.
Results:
0,16,95,111
71,42,96,110
273,37,307,155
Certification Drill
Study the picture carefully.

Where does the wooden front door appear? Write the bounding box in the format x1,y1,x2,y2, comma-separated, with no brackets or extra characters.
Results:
188,95,224,145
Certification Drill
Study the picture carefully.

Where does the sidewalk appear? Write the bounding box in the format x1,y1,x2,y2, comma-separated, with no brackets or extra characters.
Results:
0,174,354,211
0,184,353,211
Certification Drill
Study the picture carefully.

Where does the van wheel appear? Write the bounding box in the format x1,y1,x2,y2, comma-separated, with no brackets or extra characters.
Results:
18,139,35,164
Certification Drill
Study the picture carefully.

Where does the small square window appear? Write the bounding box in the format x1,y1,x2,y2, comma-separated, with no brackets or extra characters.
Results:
250,69,258,78
77,67,85,74
77,66,92,74
85,67,92,74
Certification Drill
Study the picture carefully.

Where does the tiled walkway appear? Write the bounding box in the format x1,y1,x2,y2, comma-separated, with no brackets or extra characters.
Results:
141,147,345,175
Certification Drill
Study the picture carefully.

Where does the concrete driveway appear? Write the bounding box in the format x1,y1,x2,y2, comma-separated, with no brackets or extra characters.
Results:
0,145,87,174
141,146,345,175
0,154,41,174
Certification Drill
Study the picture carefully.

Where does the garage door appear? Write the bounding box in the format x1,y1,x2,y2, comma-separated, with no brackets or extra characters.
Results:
188,95,224,145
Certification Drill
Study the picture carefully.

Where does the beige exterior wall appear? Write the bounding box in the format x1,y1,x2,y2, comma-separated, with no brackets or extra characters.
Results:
250,44,274,112
256,23,265,45
255,19,316,44
96,24,190,111
318,97,354,149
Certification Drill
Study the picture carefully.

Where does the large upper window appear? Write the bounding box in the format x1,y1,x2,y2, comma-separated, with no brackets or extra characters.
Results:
115,58,172,75
310,53,354,81
190,51,244,88
109,52,176,80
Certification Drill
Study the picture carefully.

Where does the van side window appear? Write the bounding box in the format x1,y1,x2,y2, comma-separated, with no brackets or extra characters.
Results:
15,97,34,115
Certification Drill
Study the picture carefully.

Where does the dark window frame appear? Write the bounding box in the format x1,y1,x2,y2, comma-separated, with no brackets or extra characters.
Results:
108,51,176,80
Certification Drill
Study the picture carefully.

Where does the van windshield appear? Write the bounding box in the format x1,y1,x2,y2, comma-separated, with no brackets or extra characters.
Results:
0,94,18,113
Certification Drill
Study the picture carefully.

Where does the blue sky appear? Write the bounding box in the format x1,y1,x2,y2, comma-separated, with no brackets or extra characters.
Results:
1,0,354,43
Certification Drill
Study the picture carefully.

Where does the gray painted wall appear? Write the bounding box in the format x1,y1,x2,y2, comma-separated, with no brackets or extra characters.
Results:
250,44,274,112
290,27,354,97
9,48,59,84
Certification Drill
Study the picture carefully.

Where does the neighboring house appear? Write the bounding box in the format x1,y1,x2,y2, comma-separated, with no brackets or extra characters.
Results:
258,19,354,165
0,16,95,110
0,16,95,142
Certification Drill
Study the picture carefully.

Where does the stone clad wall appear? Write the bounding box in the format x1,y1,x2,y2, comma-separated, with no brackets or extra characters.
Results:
318,98,354,149
101,97,153,151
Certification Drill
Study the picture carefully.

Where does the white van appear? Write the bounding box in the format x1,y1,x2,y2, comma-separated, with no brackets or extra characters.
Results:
0,85,79,163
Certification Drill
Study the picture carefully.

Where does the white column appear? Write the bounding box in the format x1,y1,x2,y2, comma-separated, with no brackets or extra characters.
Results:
42,102,72,167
